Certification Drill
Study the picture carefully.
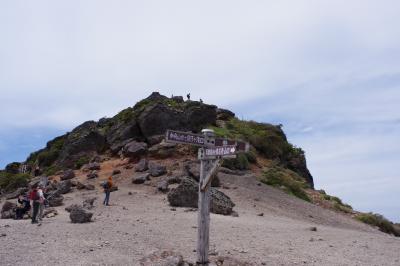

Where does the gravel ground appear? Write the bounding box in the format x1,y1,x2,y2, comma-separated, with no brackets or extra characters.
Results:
1,166,399,266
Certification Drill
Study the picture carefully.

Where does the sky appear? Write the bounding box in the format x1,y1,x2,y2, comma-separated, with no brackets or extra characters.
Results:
1,1,399,222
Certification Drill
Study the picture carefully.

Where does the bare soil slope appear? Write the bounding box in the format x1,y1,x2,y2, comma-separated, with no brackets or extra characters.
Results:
1,159,399,266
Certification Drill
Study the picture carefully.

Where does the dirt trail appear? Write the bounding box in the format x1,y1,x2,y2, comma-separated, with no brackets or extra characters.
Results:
1,161,400,265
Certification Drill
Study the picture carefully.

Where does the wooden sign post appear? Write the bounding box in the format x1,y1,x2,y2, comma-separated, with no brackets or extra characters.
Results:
165,129,249,265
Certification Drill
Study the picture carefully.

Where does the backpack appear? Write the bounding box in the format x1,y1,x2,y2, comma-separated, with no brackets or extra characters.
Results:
31,189,40,201
101,181,110,189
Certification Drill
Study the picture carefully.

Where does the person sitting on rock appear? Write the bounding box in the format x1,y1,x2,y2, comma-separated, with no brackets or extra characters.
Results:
103,176,113,206
15,194,30,219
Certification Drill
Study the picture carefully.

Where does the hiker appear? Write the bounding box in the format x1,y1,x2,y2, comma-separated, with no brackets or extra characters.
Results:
34,166,41,177
37,184,46,221
103,176,113,206
187,93,190,100
29,184,41,224
15,194,30,219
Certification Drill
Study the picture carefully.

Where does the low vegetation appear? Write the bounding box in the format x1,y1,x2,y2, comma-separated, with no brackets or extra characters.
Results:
260,166,311,202
222,152,256,170
356,213,400,237
0,172,31,192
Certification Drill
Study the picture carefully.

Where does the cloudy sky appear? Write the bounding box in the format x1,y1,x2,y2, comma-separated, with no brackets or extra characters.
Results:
1,1,399,222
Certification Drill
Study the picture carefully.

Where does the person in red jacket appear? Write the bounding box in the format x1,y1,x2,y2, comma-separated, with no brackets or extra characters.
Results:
29,183,40,224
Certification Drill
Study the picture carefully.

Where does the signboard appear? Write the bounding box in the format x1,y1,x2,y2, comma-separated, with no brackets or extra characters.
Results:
214,138,249,152
166,130,205,146
204,145,236,157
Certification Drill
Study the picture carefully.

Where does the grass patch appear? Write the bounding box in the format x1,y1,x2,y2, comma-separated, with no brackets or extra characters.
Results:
260,166,310,202
43,165,61,176
222,153,250,170
74,156,90,169
0,172,31,192
356,213,400,237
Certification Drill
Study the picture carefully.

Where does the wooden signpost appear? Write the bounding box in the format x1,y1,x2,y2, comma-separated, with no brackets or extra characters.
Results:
166,129,249,265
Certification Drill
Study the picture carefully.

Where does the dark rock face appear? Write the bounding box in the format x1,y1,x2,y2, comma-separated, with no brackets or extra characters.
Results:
132,174,150,184
106,119,142,155
148,161,167,177
122,141,148,158
167,178,235,215
135,159,149,172
60,169,75,180
5,187,28,200
286,156,314,188
58,121,107,168
57,180,72,194
183,161,220,187
5,162,21,174
216,108,235,121
148,142,176,158
70,207,93,223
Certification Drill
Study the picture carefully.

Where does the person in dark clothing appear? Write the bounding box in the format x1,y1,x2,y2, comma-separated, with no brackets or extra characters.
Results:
29,184,40,224
187,93,190,100
34,166,41,177
15,194,30,219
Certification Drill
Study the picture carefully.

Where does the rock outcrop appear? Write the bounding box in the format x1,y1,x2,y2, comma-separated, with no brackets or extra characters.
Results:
167,178,235,215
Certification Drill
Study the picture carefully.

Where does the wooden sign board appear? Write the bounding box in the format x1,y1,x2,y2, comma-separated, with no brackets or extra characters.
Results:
204,145,237,157
165,130,205,146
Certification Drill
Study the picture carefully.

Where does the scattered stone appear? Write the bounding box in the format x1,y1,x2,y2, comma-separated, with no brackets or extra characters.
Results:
60,169,75,181
87,171,99,179
57,180,72,194
170,208,176,211
1,233,6,237
84,162,101,171
231,211,239,217
257,213,264,216
135,158,149,172
70,207,93,223
128,192,133,195
139,250,190,266
85,184,95,190
112,169,121,175
76,181,86,190
122,141,148,158
110,186,118,192
157,180,169,192
148,161,167,177
310,227,317,232
132,174,150,184
83,197,97,209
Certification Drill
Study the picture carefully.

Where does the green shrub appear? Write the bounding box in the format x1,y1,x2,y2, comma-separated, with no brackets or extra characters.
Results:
43,165,61,176
260,166,310,202
0,172,30,192
356,213,400,237
115,107,135,122
74,156,90,169
222,153,250,170
333,203,352,213
37,149,60,167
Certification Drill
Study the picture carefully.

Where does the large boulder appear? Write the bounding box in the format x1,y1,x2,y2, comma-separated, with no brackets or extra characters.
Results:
5,187,28,200
57,180,72,194
132,174,150,184
135,158,149,172
1,201,17,219
83,162,101,171
122,141,148,158
148,141,177,158
149,161,167,177
60,169,75,180
167,178,235,215
56,121,107,168
183,161,220,187
70,207,93,223
48,194,64,207
157,180,169,193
